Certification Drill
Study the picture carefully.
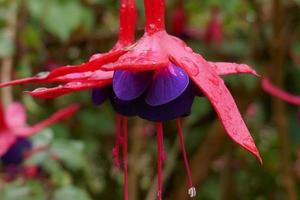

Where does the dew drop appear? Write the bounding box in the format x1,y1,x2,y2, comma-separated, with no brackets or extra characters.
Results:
149,23,156,30
36,72,50,79
208,77,220,86
33,87,47,92
180,57,199,76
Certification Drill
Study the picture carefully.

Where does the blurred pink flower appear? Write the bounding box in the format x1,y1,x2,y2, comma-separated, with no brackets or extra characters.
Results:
0,102,79,156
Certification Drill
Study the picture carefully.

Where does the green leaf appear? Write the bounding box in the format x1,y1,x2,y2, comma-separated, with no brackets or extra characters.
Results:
54,186,92,200
0,180,46,200
50,140,86,170
27,0,85,41
43,1,82,41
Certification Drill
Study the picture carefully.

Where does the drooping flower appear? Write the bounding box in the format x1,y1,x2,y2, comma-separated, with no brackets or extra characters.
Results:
0,102,79,164
0,0,262,199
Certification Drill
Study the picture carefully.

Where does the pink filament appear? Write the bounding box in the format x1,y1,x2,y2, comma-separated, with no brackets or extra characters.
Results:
122,117,129,200
156,122,164,200
176,119,194,189
112,114,122,169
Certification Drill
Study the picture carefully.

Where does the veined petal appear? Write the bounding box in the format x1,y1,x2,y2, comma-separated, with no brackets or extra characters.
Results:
101,32,169,71
167,36,262,163
209,62,259,77
13,104,79,137
262,78,300,106
47,50,126,79
0,132,17,156
145,64,189,106
27,79,112,99
113,71,153,101
5,103,27,129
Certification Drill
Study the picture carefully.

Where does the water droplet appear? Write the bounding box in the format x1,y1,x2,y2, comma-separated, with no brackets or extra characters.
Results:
149,23,156,30
36,72,50,79
236,64,248,73
208,77,220,86
33,87,47,92
180,57,199,76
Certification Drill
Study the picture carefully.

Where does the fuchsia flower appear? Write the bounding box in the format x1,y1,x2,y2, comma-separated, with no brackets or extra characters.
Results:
0,0,262,199
0,102,79,158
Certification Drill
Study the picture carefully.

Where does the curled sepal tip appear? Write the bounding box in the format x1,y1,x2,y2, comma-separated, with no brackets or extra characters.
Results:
209,62,260,77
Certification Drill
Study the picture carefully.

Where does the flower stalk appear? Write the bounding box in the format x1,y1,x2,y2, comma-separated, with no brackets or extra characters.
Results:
119,0,137,44
144,0,165,34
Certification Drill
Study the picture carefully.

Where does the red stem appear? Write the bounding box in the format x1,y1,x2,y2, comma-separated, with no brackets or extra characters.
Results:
144,0,165,34
156,122,164,200
122,117,129,200
119,0,137,44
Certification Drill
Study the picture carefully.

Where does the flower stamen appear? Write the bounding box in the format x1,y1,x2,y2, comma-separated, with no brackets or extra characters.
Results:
156,122,164,200
176,119,196,198
122,117,129,200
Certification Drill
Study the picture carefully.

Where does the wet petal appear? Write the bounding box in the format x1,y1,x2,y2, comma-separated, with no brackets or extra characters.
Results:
113,71,153,101
102,32,169,71
5,103,27,129
47,49,127,79
145,64,189,106
209,62,259,77
51,70,113,83
262,78,300,106
14,104,79,137
92,86,112,106
167,36,262,163
28,79,112,99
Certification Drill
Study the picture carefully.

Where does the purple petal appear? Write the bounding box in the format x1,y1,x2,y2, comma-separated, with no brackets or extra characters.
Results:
91,86,112,106
139,84,195,121
113,71,153,101
145,64,189,106
110,96,140,117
